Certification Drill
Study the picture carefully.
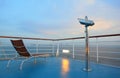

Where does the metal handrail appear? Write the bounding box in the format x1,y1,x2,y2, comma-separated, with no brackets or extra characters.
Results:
54,34,120,41
0,34,120,41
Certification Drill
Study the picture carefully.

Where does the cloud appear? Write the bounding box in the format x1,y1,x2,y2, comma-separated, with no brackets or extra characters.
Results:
35,19,85,38
87,0,96,5
90,19,112,31
88,18,120,35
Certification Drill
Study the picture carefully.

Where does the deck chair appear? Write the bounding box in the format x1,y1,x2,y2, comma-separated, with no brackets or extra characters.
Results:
7,39,50,70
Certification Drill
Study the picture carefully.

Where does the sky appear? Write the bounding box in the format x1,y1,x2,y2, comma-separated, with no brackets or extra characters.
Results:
0,0,120,39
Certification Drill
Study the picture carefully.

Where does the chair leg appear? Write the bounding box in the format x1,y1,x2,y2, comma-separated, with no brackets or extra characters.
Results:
19,57,33,70
6,56,17,68
20,60,25,70
7,60,12,68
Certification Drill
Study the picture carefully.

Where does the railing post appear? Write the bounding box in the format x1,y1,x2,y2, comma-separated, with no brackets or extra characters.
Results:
56,41,59,56
72,40,75,59
52,41,55,55
35,40,39,64
96,38,99,63
3,49,7,59
36,41,39,53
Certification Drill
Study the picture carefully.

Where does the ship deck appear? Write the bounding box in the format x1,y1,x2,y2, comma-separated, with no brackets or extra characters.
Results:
0,57,120,78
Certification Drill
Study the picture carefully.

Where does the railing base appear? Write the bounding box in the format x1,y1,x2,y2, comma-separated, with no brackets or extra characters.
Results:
83,68,92,72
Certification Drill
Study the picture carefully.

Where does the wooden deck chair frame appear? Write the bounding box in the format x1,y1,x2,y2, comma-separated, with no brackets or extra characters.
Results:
7,39,50,70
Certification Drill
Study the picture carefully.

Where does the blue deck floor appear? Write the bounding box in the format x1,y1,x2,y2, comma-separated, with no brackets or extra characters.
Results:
0,57,120,78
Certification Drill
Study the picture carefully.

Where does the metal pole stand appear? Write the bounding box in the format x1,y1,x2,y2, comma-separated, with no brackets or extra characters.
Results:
78,16,94,72
83,26,91,71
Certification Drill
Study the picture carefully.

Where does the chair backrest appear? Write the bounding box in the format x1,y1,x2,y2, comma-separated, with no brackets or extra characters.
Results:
11,39,31,57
